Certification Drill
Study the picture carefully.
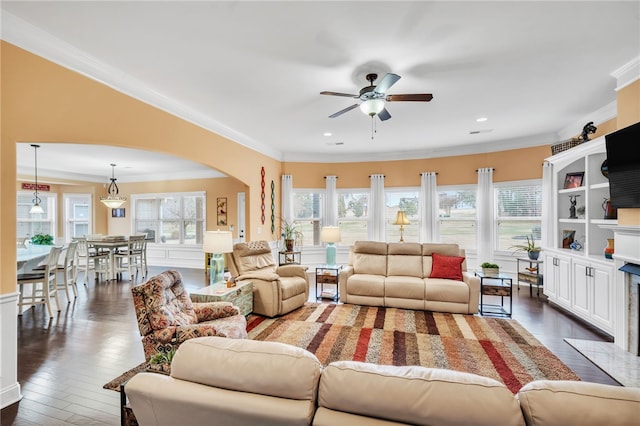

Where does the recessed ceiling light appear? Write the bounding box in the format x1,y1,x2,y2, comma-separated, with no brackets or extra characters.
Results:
476,117,488,122
323,132,332,137
469,129,493,134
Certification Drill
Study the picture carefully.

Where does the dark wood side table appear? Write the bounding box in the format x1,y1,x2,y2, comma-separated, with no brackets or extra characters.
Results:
475,271,513,317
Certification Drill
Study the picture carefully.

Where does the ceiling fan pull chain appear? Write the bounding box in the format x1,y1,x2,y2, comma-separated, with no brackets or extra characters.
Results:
371,116,375,139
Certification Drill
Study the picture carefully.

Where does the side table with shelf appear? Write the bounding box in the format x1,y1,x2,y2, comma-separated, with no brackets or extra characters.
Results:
475,271,513,317
279,251,301,266
316,265,342,301
517,258,544,296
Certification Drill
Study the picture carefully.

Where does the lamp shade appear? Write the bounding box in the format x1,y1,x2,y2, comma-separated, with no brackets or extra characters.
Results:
393,210,410,225
203,230,233,254
359,99,385,116
320,226,341,243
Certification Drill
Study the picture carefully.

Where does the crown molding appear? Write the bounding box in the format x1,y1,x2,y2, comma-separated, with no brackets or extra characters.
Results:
283,132,555,163
611,56,640,91
555,101,617,142
2,12,283,162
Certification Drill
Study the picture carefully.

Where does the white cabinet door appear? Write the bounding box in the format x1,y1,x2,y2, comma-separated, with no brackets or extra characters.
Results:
542,253,557,298
556,255,572,308
572,260,590,317
591,263,614,332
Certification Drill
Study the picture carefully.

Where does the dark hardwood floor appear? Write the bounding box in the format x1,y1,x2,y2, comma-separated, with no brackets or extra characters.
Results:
1,266,619,425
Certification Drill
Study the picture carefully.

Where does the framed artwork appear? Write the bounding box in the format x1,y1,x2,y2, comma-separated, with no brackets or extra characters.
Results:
563,172,584,189
112,208,125,218
217,197,227,226
562,229,576,249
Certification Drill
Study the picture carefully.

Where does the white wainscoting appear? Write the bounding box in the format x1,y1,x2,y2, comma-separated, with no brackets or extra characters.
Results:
146,244,205,269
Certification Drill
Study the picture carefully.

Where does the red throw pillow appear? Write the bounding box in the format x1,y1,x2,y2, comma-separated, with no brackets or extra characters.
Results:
430,252,464,281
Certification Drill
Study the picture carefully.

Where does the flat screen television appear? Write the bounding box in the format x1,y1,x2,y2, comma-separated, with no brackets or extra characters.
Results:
605,121,640,208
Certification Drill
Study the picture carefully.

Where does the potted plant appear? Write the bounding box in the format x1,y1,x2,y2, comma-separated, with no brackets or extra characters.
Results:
510,234,542,260
480,262,500,277
148,348,176,374
278,218,303,252
30,233,54,245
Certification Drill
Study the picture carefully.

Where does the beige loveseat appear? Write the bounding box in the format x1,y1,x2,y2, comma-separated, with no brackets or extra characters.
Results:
125,336,640,426
339,241,480,314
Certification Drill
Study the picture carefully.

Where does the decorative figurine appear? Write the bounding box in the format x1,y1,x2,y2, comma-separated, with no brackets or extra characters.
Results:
569,195,580,219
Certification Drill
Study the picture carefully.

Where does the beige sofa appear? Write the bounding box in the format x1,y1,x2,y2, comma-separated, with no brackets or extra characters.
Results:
125,336,640,426
339,241,480,314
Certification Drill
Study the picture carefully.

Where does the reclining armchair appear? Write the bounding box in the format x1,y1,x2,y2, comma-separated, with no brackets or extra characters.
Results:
131,270,248,361
226,241,309,317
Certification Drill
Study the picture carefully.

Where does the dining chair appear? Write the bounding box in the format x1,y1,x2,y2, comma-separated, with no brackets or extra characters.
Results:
17,245,64,318
57,240,79,300
76,237,110,284
114,234,147,280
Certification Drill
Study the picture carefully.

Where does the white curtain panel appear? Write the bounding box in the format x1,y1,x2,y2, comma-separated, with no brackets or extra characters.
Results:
541,161,554,248
281,174,293,224
419,172,440,243
324,175,338,227
477,168,495,263
368,174,386,241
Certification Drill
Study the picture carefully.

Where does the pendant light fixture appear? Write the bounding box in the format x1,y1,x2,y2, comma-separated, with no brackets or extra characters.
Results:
100,163,127,208
29,144,44,214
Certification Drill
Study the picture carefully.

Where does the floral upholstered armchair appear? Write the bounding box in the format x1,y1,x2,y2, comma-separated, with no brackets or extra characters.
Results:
131,270,248,362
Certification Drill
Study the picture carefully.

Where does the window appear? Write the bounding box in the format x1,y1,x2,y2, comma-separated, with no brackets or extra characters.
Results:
292,190,323,246
496,181,542,251
17,192,56,239
438,187,476,249
385,189,419,242
64,194,91,242
337,190,369,245
132,192,205,244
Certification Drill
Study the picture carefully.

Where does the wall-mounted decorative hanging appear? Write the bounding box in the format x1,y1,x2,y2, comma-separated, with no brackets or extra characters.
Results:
270,180,275,233
260,167,266,224
217,197,227,226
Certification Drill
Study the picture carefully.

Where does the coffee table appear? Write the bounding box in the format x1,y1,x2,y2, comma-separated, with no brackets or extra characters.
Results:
189,280,253,316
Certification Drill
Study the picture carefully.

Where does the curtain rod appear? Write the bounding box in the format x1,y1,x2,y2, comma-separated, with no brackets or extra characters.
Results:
323,176,339,179
475,168,496,172
419,172,439,175
368,175,386,178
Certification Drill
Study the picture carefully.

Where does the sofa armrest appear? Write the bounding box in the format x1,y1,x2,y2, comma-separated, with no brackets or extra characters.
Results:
338,266,354,302
276,264,309,281
193,301,240,322
236,271,280,282
462,271,480,314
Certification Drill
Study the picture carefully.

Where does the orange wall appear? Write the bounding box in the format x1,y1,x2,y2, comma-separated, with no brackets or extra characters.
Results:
284,145,550,188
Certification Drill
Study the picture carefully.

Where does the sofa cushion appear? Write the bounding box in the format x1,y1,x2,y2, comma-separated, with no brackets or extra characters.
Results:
171,336,322,401
425,279,470,304
517,380,640,426
387,254,423,277
385,276,425,300
347,274,385,297
352,241,388,275
429,253,464,281
280,276,308,300
422,243,460,257
318,361,524,426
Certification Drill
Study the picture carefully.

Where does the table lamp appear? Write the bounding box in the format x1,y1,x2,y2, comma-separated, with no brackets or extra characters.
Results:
320,226,341,266
203,230,233,286
393,210,410,242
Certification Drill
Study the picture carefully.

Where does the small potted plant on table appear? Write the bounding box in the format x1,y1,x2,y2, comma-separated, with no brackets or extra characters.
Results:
480,262,500,277
510,234,542,260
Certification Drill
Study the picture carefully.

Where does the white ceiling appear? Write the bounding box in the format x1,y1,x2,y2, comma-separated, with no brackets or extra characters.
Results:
3,1,640,183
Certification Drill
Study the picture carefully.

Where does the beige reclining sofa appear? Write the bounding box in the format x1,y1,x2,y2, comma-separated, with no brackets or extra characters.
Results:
339,241,480,314
125,336,640,426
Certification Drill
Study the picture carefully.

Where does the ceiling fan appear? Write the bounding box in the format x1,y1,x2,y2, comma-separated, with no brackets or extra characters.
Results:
320,73,433,121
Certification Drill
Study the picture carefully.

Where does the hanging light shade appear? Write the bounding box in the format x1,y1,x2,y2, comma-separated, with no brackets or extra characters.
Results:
29,144,44,214
359,99,385,117
100,163,127,208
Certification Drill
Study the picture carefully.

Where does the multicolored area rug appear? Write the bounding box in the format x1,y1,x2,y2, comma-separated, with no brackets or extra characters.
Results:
247,303,580,393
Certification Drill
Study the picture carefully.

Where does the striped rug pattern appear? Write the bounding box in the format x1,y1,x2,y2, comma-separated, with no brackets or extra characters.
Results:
247,303,580,393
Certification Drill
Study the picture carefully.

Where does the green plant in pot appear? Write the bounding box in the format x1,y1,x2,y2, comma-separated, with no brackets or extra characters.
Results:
510,234,542,260
278,218,304,252
480,262,500,277
30,233,54,245
148,348,176,374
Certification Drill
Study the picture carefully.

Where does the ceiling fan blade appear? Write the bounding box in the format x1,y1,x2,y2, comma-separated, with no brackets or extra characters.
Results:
373,73,401,94
321,91,358,98
329,104,359,118
386,93,433,102
377,107,392,121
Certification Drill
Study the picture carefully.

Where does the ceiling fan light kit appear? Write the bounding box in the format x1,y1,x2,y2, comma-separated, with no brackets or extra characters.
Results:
360,99,385,116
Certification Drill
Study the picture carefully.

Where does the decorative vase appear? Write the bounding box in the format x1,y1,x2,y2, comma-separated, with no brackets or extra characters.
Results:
604,239,614,259
482,267,499,277
527,251,540,260
284,238,294,252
